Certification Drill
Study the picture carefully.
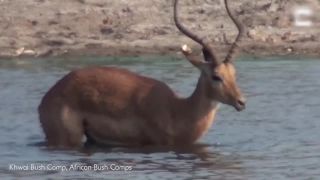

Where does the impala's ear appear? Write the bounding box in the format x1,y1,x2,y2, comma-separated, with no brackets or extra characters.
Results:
181,44,212,73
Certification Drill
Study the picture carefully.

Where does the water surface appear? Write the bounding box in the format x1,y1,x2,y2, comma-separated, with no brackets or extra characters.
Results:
0,56,319,179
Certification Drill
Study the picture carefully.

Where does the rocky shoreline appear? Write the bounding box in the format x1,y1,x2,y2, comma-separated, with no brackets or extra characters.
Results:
0,0,319,59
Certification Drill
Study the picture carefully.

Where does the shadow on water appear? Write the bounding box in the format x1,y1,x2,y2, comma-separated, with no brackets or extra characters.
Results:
81,142,216,160
29,140,215,159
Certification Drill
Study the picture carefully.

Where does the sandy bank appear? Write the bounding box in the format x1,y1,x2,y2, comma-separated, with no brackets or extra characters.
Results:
0,0,319,59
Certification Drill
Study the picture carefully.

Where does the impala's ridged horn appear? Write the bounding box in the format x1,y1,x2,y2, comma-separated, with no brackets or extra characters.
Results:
173,0,219,66
223,0,245,63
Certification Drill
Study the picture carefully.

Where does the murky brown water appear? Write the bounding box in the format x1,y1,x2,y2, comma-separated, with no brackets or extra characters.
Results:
0,56,319,179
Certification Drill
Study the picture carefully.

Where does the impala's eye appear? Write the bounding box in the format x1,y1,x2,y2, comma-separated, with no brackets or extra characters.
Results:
212,75,223,82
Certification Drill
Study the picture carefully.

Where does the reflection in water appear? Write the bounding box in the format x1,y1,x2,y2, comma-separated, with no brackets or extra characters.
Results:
0,56,320,179
0,142,246,179
79,143,246,177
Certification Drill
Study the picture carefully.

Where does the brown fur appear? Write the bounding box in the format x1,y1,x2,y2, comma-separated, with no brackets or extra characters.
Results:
38,58,245,148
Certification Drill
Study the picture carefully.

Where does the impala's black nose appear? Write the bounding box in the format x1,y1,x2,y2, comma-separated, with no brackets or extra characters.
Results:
235,98,246,111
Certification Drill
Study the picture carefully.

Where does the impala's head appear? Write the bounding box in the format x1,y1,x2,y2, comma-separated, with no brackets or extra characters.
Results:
174,0,246,111
182,45,246,111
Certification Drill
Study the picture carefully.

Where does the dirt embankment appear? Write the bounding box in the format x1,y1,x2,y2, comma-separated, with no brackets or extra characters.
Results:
0,0,319,59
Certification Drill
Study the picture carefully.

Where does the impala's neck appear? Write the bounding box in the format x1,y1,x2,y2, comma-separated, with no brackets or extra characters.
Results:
170,73,218,143
175,73,219,122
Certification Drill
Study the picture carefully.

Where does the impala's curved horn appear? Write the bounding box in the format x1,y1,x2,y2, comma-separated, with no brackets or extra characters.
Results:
224,0,246,63
174,0,218,65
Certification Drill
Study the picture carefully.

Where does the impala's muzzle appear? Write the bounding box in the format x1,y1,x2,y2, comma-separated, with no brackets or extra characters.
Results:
234,97,246,111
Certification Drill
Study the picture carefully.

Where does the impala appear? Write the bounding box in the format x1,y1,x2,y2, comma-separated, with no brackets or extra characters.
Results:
38,0,246,148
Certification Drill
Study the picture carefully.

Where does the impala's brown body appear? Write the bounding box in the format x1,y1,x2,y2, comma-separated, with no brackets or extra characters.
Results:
39,0,247,148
